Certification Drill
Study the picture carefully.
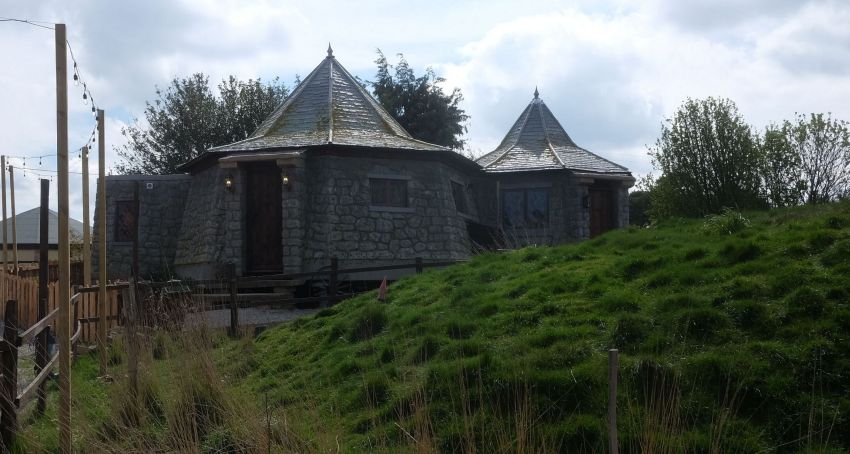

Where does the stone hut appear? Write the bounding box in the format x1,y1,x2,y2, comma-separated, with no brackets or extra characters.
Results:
93,50,633,281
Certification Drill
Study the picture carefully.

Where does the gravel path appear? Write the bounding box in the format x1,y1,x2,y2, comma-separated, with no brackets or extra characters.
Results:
185,305,319,329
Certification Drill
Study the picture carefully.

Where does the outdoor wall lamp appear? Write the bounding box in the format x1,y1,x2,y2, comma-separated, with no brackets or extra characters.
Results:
282,172,292,191
224,174,234,192
582,194,590,209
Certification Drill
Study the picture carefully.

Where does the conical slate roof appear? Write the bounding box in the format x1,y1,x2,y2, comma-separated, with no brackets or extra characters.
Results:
477,89,629,174
209,46,447,153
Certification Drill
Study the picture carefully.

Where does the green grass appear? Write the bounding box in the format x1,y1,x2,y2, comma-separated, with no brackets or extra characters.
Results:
17,200,850,452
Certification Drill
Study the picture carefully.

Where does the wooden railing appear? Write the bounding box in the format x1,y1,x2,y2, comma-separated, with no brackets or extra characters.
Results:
0,295,84,446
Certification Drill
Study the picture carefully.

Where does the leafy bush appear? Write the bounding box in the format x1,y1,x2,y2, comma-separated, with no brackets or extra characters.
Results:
702,208,752,235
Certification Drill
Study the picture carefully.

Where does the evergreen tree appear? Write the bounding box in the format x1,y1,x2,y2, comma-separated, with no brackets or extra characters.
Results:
371,50,468,149
116,74,288,174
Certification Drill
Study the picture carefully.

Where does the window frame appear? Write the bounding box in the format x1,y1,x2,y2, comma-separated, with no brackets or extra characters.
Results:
450,180,469,214
114,200,138,243
501,187,550,229
369,177,409,209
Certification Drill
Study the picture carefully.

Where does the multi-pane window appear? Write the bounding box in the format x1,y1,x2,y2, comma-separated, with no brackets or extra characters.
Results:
370,178,408,207
502,188,549,228
114,200,137,242
451,181,468,213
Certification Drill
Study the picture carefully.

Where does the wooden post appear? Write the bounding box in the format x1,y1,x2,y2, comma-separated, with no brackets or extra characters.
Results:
97,109,107,376
415,257,423,274
328,257,338,307
132,181,139,280
608,348,619,454
0,300,19,448
228,263,238,337
1,155,7,274
36,179,49,414
81,146,90,286
8,166,17,274
124,280,138,398
55,22,72,454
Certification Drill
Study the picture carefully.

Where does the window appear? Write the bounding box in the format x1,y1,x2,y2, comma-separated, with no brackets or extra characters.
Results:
114,200,137,242
451,181,468,213
370,178,408,207
502,188,549,228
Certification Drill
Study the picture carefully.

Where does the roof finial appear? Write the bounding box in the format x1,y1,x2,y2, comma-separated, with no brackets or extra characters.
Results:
533,86,539,99
327,43,334,58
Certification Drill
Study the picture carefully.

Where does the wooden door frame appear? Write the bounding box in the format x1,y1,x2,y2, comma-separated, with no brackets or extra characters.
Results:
243,161,284,275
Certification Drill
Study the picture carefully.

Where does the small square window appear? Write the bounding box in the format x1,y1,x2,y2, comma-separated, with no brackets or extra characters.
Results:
451,181,468,213
114,200,137,242
370,178,408,207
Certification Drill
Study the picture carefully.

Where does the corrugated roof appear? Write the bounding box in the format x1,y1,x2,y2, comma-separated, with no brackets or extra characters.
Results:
208,46,447,154
0,207,87,245
477,90,630,174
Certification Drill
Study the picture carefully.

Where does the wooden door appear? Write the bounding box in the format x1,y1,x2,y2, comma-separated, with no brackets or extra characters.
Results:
245,163,283,274
588,187,615,238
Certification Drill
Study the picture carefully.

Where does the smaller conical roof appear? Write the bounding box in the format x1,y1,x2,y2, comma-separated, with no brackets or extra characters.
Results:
477,90,629,174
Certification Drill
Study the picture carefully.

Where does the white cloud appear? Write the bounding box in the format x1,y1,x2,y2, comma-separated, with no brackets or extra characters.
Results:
2,0,850,220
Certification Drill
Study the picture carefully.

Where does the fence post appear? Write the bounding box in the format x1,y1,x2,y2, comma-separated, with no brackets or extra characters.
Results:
415,257,423,274
608,348,619,454
124,280,139,400
327,257,338,307
37,179,49,414
0,299,19,448
227,263,238,338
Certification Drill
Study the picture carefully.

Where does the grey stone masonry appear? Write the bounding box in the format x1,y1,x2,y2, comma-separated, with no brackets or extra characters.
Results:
300,152,475,271
281,157,307,273
92,174,191,281
173,165,230,279
488,171,587,246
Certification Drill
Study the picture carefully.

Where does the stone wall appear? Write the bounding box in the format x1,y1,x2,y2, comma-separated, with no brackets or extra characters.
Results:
92,174,191,280
298,153,476,272
479,171,588,246
173,165,232,279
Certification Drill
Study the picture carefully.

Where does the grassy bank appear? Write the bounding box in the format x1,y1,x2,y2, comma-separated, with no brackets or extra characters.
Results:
17,201,850,452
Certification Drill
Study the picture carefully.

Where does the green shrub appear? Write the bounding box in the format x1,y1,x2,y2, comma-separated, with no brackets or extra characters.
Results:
702,209,751,235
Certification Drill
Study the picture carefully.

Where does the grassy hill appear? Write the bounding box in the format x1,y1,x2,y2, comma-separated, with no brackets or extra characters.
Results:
17,201,850,453
218,201,850,452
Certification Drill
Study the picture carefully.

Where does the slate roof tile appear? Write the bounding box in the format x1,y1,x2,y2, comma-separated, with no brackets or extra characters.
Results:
477,90,630,175
208,48,447,154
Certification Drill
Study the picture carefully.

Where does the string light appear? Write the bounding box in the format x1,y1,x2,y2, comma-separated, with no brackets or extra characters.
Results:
3,17,103,168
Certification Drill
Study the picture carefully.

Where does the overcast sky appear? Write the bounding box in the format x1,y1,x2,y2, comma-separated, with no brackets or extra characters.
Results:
2,0,850,221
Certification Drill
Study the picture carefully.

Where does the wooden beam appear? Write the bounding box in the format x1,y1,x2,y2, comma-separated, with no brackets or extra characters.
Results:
1,155,7,274
97,109,107,376
55,22,72,454
8,165,17,273
82,146,90,286
37,179,49,414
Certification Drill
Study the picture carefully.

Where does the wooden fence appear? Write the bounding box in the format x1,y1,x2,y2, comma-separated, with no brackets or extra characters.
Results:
192,257,462,336
0,271,122,344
